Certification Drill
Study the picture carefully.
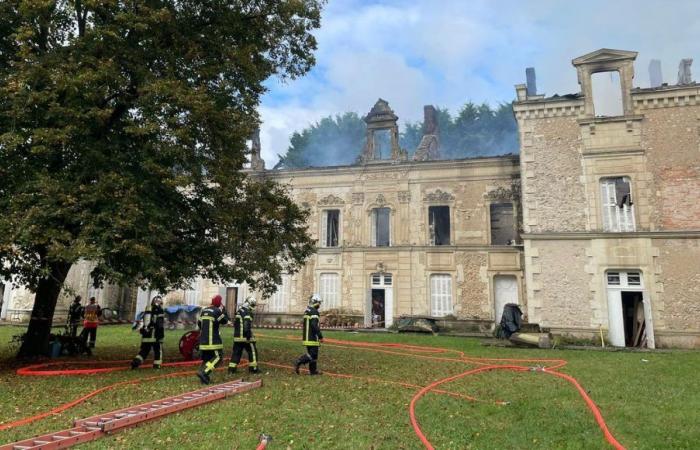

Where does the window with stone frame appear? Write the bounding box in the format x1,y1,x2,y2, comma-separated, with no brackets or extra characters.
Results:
319,273,340,309
430,274,453,317
321,209,340,248
600,177,635,232
490,203,516,245
428,206,450,245
269,274,290,312
371,207,391,247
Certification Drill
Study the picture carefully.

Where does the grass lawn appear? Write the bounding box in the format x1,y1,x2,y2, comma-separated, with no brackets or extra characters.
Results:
0,325,699,449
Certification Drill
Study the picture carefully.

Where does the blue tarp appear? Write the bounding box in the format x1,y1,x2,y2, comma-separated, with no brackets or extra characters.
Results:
165,305,201,314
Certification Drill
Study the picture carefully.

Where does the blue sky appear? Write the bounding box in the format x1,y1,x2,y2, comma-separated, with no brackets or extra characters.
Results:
258,0,700,165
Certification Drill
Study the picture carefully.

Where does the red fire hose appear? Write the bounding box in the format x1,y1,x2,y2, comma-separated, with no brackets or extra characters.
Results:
5,335,626,449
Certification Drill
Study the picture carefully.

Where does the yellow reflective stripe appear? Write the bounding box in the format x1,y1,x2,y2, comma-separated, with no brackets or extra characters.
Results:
141,338,156,343
244,316,252,319
200,317,214,320
153,360,162,365
304,316,310,342
303,340,320,346
217,314,226,322
135,355,143,361
228,363,237,368
250,344,257,366
199,344,223,350
208,321,213,347
309,315,319,319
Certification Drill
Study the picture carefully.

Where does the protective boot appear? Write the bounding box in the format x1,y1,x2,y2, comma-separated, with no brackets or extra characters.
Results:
131,356,143,370
248,366,259,374
309,360,320,375
196,368,210,385
294,354,311,374
228,364,237,375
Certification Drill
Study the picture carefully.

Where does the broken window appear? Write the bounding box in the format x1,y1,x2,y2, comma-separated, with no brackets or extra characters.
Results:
321,209,340,247
592,71,624,117
601,177,635,232
430,274,453,317
373,129,392,160
372,207,391,247
319,273,340,308
428,206,450,245
490,203,516,245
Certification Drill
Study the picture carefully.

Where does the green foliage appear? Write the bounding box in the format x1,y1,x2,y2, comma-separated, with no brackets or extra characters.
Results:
276,102,518,168
274,112,366,169
0,1,324,354
1,326,699,449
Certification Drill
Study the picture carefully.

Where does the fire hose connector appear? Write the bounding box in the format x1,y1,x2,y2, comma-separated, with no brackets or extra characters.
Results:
529,365,546,372
259,433,272,443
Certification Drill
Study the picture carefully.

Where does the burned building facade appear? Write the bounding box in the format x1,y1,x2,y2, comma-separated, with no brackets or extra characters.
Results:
514,49,700,348
2,49,698,348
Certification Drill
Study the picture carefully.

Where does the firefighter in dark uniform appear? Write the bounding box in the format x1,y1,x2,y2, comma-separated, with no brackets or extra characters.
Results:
67,296,83,337
197,294,229,384
228,296,259,374
131,296,166,369
294,294,323,375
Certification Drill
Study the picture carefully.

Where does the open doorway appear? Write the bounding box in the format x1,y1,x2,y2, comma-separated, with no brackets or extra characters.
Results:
371,289,385,328
606,270,654,348
366,273,393,328
621,292,645,347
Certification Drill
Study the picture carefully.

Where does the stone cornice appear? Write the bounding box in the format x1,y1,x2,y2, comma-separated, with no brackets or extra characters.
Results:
523,231,700,240
632,84,700,110
316,245,523,253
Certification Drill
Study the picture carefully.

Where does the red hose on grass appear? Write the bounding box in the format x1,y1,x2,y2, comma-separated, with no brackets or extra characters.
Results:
5,336,626,450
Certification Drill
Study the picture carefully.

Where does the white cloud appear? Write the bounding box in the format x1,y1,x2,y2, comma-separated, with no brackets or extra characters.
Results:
259,0,700,166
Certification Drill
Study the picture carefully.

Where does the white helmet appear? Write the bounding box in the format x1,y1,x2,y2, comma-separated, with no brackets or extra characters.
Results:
243,296,257,309
309,293,322,306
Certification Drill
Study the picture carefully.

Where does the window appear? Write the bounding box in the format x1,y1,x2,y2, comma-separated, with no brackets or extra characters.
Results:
371,208,391,247
627,272,641,286
269,275,290,312
600,177,635,232
607,272,621,286
321,209,340,248
373,129,392,159
184,279,201,306
490,203,516,245
430,274,453,317
371,274,392,286
591,71,623,117
319,273,340,309
428,206,450,245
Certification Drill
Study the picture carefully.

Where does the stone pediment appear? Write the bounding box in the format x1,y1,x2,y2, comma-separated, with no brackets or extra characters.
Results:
572,49,638,66
317,194,345,206
424,189,454,203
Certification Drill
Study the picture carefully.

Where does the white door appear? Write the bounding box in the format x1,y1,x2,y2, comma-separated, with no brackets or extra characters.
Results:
135,288,151,319
365,289,372,327
385,287,394,327
494,275,518,322
606,289,625,347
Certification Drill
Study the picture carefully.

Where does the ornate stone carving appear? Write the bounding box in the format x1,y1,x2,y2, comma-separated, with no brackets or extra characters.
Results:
317,194,345,206
301,201,311,210
398,191,411,203
485,186,514,201
424,189,455,203
352,192,364,204
374,193,387,206
375,262,386,273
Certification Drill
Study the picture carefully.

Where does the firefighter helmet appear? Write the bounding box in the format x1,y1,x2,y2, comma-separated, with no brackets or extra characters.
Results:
308,293,322,307
243,296,257,309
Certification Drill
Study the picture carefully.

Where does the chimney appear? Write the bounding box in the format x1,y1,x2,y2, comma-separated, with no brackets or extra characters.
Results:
249,127,265,171
423,105,438,135
649,59,663,88
526,67,537,96
678,58,693,85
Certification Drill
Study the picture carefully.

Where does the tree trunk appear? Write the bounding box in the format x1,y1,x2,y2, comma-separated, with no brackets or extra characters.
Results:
17,261,73,358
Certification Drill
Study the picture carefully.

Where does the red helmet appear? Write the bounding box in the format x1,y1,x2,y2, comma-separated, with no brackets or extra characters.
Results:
211,295,223,308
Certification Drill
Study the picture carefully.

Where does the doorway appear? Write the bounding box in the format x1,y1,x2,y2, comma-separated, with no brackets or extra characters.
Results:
366,273,393,328
621,292,645,347
493,275,519,323
606,271,654,348
371,289,385,328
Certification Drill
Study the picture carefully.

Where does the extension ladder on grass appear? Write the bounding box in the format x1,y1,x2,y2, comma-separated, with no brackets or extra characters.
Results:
1,379,262,450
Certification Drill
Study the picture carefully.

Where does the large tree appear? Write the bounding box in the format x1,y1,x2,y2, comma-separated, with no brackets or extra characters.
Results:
0,0,323,357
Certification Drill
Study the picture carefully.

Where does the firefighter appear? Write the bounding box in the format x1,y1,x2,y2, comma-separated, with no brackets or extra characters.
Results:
131,296,166,369
80,296,102,348
197,294,229,384
228,296,259,374
67,296,83,337
294,294,323,375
